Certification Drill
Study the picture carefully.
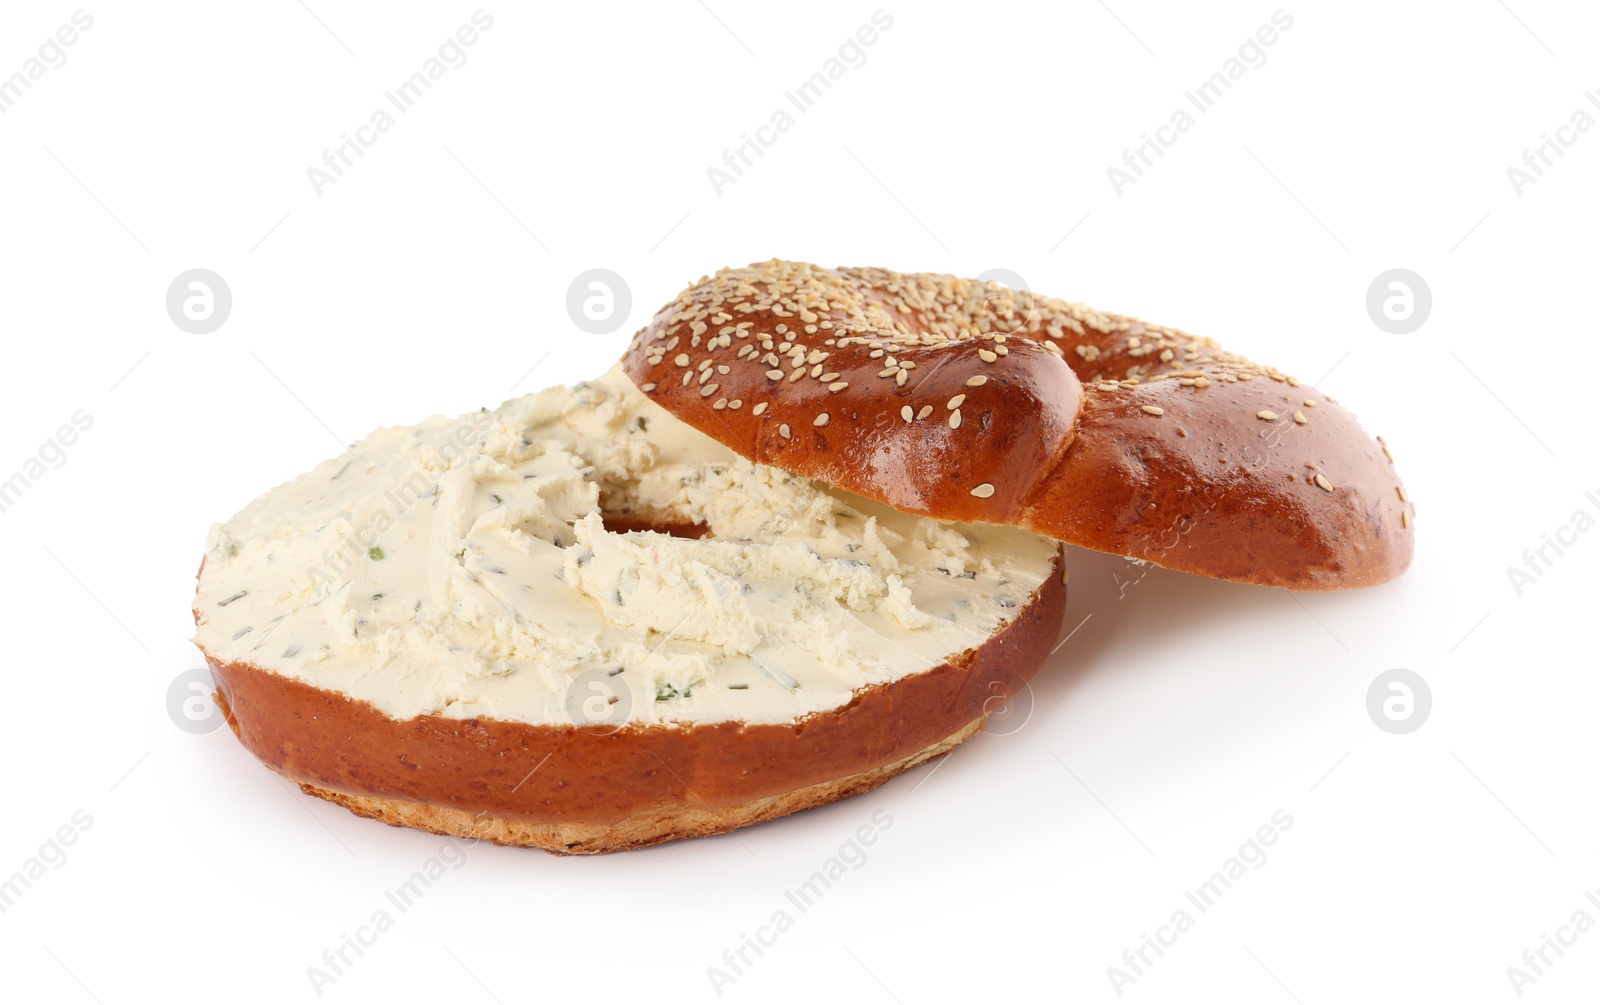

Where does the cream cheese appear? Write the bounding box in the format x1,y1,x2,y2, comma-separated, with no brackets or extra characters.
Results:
192,365,1060,727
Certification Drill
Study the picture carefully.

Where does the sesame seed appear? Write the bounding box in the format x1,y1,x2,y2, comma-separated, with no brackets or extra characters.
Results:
810,364,823,377
1304,399,1316,407
713,398,727,409
765,369,784,380
788,369,805,383
1401,510,1410,528
1098,382,1118,392
949,409,962,429
640,383,656,392
967,375,987,386
828,381,848,392
1314,474,1333,492
814,412,829,426
700,383,718,397
1396,486,1407,502
877,367,898,378
1141,405,1164,416
820,372,840,382
917,405,932,420
896,370,908,386
779,424,791,439
978,349,997,362
675,354,690,366
970,483,996,498
1194,377,1210,388
752,402,768,416
1293,410,1307,424
729,399,743,409
947,394,966,409
901,405,914,423
1257,410,1278,421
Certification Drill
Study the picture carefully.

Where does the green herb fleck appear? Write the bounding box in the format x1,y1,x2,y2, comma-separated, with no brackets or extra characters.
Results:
368,546,385,561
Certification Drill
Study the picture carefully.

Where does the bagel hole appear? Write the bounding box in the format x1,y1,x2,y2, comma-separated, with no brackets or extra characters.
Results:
600,514,711,540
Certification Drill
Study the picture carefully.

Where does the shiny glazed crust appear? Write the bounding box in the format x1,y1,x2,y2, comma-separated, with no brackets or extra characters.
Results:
622,261,1414,589
294,719,979,855
200,550,1064,854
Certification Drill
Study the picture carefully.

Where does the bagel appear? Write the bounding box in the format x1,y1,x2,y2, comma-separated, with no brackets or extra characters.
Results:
193,367,1064,854
623,261,1413,589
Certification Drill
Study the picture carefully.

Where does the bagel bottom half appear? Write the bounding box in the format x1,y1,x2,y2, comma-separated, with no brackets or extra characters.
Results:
194,367,1065,854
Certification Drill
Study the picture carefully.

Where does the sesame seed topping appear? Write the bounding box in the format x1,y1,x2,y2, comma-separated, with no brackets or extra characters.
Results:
1401,510,1410,528
917,405,932,420
640,383,656,392
1314,474,1333,492
813,412,829,426
1293,410,1307,424
901,405,913,423
674,354,690,366
967,375,988,387
1396,486,1407,502
779,424,791,439
970,483,996,498
949,409,962,429
1141,405,1164,416
828,381,849,392
947,394,965,409
700,383,718,397
895,370,908,386
729,399,743,409
979,349,998,363
752,402,768,416
765,369,784,380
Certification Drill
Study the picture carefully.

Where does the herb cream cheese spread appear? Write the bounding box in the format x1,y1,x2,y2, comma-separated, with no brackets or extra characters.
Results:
193,365,1060,727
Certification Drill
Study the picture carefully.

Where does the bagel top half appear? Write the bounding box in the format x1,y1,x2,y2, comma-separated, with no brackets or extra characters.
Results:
622,261,1413,590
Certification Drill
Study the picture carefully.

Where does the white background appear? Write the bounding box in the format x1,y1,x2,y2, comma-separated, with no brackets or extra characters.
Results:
1,1,1595,1002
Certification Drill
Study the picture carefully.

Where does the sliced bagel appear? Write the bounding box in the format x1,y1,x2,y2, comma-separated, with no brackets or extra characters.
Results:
193,366,1063,853
623,261,1414,589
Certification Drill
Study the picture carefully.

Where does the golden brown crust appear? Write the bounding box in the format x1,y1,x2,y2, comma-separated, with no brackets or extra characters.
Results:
293,719,979,854
621,261,1413,589
201,549,1064,853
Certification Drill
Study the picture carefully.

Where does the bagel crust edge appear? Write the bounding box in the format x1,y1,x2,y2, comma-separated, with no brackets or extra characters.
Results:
200,548,1063,854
